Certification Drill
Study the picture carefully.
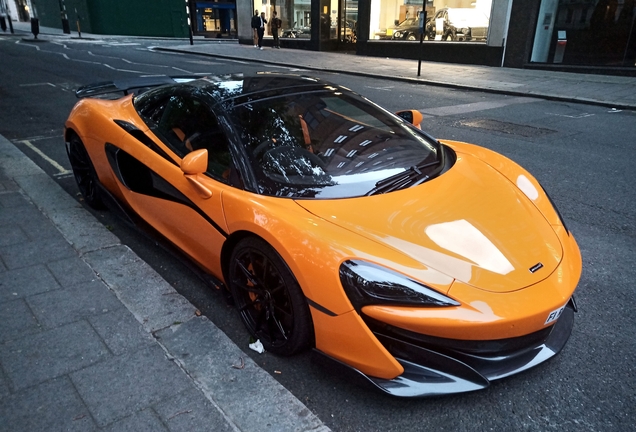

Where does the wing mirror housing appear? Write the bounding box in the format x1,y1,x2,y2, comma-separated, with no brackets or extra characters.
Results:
395,110,423,129
181,149,212,199
181,149,208,174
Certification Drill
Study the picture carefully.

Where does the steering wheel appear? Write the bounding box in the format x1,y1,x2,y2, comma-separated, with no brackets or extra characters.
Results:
252,139,275,159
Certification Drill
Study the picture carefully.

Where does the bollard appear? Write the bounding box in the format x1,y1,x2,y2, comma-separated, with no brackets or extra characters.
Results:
30,17,39,39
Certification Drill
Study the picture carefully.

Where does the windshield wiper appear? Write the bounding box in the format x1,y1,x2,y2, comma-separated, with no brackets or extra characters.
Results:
366,160,440,196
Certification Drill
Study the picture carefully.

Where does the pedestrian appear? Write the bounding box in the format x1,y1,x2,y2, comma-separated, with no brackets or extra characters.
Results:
251,10,259,47
271,11,282,49
257,12,267,50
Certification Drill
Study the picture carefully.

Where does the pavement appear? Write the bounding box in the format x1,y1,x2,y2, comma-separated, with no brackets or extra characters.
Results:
1,20,635,432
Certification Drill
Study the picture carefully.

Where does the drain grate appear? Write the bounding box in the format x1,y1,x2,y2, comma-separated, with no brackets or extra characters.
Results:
459,119,556,137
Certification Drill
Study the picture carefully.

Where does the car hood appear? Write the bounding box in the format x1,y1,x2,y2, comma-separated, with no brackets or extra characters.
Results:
296,152,563,293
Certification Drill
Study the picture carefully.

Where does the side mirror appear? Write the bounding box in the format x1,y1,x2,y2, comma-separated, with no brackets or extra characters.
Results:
181,148,208,174
180,149,212,199
395,110,423,129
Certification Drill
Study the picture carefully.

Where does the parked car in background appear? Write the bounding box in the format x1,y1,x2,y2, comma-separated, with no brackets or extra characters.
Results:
426,7,489,41
374,18,427,41
281,26,310,38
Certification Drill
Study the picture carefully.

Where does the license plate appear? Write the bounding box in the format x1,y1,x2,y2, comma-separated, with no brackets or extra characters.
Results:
387,29,393,36
545,305,566,325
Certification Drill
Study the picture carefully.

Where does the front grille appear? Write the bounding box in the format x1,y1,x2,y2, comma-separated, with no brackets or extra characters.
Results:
364,316,553,357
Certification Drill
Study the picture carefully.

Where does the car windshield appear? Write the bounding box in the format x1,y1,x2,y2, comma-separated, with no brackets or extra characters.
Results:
230,90,440,198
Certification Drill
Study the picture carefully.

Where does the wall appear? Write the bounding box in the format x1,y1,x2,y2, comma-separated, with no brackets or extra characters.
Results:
503,0,541,68
87,0,189,37
31,0,92,33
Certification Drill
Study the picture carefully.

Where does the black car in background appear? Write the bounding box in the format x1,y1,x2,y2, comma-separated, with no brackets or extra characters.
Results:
375,18,430,41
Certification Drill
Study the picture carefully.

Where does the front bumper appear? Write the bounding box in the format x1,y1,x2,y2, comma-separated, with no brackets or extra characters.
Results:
314,297,576,397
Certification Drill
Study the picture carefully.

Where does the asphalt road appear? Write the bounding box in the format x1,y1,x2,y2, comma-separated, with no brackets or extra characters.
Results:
1,34,635,431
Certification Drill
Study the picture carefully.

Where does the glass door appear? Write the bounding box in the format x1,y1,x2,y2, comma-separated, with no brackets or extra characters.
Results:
340,0,358,43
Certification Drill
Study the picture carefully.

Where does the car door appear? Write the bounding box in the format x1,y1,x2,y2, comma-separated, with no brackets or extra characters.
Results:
108,87,237,274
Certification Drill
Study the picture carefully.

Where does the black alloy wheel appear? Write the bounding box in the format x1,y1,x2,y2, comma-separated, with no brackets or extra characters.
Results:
229,237,313,356
68,134,105,209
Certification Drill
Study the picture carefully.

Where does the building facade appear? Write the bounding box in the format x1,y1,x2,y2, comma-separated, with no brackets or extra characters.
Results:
235,0,636,73
23,0,635,74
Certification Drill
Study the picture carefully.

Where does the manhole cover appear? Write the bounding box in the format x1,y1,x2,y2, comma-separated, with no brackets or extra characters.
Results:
460,119,556,137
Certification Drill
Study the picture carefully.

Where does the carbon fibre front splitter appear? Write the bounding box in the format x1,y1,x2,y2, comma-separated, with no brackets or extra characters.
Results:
312,300,575,397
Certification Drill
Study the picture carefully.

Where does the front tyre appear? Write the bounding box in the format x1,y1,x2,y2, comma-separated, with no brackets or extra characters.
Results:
68,133,105,209
229,237,313,356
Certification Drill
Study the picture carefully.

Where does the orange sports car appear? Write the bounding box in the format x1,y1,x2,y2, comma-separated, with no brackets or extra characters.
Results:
65,74,581,397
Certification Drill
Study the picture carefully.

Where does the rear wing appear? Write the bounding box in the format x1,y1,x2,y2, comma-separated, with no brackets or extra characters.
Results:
75,76,198,99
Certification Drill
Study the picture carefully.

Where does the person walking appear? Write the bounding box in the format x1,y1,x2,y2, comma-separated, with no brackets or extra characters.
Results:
271,11,282,49
257,11,267,50
251,10,260,47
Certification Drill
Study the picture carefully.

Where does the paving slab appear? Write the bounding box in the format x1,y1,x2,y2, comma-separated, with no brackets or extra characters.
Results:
154,387,237,432
100,409,169,432
0,377,96,431
87,307,156,356
0,298,42,343
46,256,101,288
70,345,192,427
0,223,28,247
27,279,123,330
0,320,109,391
0,235,76,270
0,264,61,303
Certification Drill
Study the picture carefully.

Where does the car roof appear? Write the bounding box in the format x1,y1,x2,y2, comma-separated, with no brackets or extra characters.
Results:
181,73,336,106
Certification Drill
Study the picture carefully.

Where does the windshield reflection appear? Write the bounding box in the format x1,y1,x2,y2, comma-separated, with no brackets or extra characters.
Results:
230,89,438,198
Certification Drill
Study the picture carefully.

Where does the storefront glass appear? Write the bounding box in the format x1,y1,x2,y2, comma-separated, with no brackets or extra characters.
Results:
318,0,357,41
255,0,312,39
195,2,236,36
531,0,636,67
369,0,493,42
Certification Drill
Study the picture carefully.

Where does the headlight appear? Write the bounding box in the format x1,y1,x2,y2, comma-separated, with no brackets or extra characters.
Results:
339,260,459,309
394,31,402,38
460,28,469,35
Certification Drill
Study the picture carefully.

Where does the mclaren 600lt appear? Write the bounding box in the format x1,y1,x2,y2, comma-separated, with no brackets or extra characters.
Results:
64,73,581,397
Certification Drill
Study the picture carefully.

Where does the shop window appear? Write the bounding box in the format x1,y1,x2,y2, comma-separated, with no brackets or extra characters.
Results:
531,0,636,67
370,0,492,42
256,0,311,40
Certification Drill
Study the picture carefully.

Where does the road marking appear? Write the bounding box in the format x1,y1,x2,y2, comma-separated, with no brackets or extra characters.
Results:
19,83,57,87
186,60,222,65
18,140,72,176
54,173,74,179
171,66,193,73
103,63,151,74
420,97,538,117
365,85,394,91
72,59,103,65
16,40,40,50
547,112,595,118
